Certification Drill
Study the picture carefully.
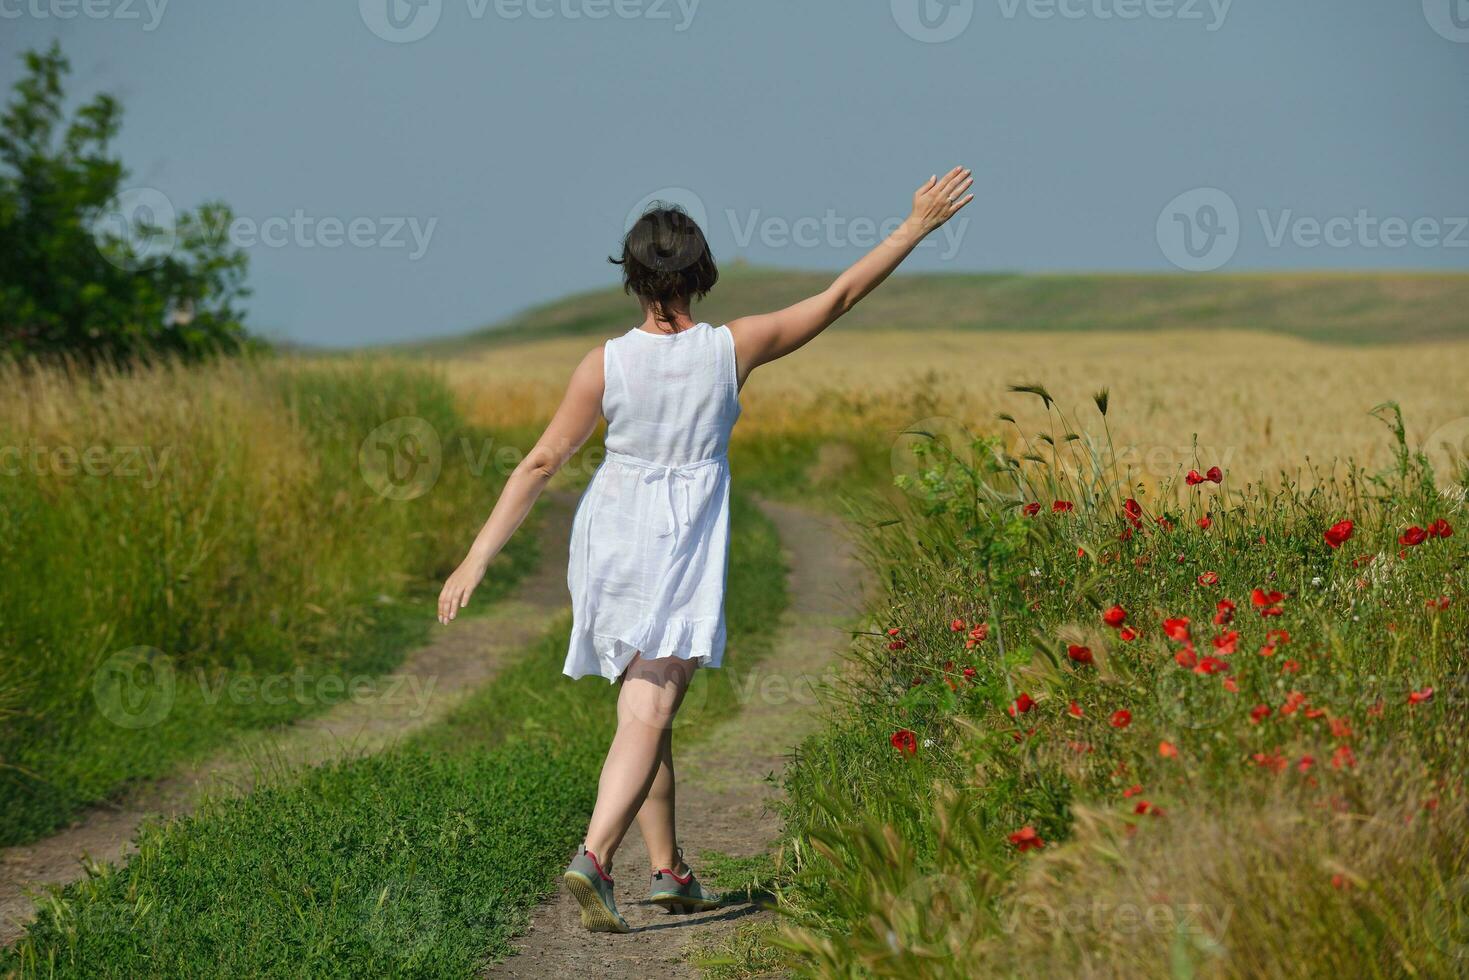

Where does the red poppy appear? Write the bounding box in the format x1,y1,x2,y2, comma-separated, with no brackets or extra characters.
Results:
1330,717,1354,740
1194,656,1228,675
1250,703,1272,724
1408,686,1434,705
1214,599,1236,626
1211,630,1239,655
1008,693,1036,717
890,729,917,756
1197,571,1219,586
1426,596,1450,612
1053,500,1074,513
1067,644,1094,666
1023,502,1041,517
1123,783,1143,798
963,665,978,682
1174,646,1198,669
1281,690,1307,715
1159,740,1179,758
1163,618,1191,642
1331,745,1357,770
1399,525,1428,547
1297,755,1315,773
1427,518,1453,538
1185,469,1205,486
1222,675,1239,693
1252,751,1288,773
950,618,966,632
1119,626,1138,642
1068,700,1083,718
1197,516,1213,530
1266,628,1291,646
1280,659,1301,674
1206,466,1223,484
1251,588,1285,617
1133,800,1163,816
1323,520,1354,549
1110,709,1132,729
1103,604,1128,627
1123,497,1143,527
1008,826,1045,852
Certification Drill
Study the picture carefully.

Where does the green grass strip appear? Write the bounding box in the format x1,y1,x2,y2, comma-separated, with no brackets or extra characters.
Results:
4,491,787,978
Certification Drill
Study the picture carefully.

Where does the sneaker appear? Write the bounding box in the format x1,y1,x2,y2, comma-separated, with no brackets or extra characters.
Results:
649,863,721,914
563,845,630,933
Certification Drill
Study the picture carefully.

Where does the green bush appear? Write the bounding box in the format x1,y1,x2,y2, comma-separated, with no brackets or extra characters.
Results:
0,44,249,362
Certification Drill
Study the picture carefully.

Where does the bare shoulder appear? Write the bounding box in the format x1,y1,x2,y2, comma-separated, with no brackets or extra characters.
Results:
553,342,603,399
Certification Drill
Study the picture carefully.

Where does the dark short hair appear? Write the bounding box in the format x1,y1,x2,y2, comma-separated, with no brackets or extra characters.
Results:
609,205,718,330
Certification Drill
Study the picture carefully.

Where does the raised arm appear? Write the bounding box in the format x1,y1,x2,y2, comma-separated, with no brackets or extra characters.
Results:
437,345,605,624
727,167,973,382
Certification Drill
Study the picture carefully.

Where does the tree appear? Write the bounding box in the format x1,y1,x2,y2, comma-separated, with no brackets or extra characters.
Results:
0,43,252,362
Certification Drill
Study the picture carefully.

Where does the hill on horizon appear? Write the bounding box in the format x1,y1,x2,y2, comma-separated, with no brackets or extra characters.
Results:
401,267,1469,353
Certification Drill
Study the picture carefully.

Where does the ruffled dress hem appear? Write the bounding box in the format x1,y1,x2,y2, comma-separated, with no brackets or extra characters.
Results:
563,616,726,683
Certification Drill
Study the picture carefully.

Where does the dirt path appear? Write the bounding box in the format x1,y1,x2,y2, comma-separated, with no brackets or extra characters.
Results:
488,499,869,978
0,495,575,946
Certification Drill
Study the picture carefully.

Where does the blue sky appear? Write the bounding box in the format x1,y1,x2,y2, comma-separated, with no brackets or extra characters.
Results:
4,0,1467,345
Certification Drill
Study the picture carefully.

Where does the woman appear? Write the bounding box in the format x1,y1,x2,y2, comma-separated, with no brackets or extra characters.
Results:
437,167,974,932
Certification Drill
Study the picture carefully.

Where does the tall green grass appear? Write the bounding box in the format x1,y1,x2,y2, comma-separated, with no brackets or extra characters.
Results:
3,492,787,977
771,394,1468,978
0,357,534,845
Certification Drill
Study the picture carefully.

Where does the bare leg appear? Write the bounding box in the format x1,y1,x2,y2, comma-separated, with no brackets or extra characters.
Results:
634,729,688,874
583,653,697,870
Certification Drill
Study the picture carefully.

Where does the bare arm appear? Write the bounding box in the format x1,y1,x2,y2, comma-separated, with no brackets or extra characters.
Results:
437,345,605,624
727,167,973,382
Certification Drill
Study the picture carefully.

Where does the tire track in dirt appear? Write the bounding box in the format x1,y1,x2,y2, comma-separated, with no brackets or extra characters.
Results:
0,495,575,946
487,499,869,979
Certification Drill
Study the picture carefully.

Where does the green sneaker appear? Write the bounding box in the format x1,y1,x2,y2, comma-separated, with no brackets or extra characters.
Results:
563,845,630,933
649,861,721,914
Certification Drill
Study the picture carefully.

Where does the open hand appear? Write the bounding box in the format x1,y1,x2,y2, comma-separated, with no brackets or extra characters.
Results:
437,560,486,625
910,166,974,235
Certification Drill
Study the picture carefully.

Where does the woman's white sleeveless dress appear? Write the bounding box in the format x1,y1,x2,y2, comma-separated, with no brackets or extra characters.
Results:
563,322,742,682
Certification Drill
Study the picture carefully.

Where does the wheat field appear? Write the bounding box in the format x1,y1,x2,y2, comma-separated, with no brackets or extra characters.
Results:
442,328,1469,490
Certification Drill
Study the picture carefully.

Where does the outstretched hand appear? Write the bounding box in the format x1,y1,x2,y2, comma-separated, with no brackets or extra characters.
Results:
910,166,974,235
